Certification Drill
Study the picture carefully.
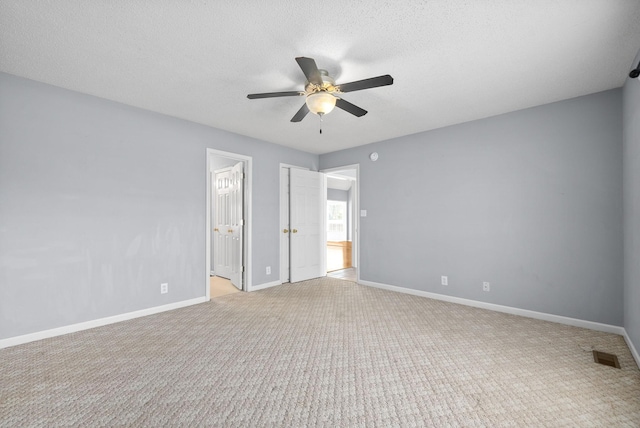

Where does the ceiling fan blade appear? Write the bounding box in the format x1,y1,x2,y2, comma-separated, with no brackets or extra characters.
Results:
247,91,302,99
291,103,310,122
337,75,394,93
295,57,323,86
335,98,367,117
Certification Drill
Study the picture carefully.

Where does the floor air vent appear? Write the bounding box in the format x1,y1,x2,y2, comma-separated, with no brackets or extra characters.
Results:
593,350,621,369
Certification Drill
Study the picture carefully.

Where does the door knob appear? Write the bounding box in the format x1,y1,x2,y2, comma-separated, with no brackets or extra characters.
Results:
283,229,289,234
214,228,219,232
292,229,298,233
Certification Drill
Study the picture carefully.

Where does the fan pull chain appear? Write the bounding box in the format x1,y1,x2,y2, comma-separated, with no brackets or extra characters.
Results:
319,114,323,134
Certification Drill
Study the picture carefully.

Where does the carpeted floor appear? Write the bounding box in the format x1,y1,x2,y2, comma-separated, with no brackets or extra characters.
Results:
1,277,639,426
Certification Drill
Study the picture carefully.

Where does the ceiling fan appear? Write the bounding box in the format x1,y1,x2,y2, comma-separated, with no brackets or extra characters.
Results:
247,57,393,123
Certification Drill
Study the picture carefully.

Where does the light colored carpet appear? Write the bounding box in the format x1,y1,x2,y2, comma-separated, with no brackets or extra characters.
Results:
1,277,639,426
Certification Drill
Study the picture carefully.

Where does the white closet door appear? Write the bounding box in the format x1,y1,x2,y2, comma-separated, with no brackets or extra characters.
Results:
290,168,325,283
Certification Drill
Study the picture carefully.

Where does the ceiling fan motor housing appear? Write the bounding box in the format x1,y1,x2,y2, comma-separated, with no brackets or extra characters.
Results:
305,69,338,94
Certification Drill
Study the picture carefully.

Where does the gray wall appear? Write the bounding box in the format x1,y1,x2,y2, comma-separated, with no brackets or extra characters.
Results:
321,89,623,326
623,49,640,352
0,72,317,339
327,188,348,202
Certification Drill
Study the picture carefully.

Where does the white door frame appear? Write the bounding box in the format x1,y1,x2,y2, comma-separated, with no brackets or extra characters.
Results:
321,164,360,282
206,149,253,298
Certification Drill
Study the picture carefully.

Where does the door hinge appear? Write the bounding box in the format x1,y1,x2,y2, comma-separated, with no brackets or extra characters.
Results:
241,266,245,272
240,219,244,226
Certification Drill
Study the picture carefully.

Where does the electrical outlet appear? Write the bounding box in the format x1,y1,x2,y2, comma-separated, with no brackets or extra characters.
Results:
266,266,271,275
161,283,168,294
483,281,490,292
441,275,448,286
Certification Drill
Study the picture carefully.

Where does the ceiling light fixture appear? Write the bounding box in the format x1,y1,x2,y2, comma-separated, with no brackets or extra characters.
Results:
630,61,640,79
305,91,336,115
247,57,394,135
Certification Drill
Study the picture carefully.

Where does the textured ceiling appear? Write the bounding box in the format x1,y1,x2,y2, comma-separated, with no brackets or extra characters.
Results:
2,1,640,155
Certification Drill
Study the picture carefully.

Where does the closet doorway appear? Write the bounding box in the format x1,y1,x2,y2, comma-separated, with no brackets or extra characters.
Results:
279,164,359,285
213,162,243,289
206,149,252,299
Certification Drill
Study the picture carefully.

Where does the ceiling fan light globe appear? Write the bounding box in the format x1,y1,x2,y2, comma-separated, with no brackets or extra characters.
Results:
306,92,336,115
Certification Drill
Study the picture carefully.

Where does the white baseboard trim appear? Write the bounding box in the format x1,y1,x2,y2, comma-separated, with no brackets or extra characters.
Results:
623,330,640,369
0,297,208,350
359,279,625,336
250,280,281,292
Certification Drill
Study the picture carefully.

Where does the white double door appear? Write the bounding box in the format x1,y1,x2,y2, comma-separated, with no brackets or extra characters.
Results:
214,162,243,289
281,168,325,283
